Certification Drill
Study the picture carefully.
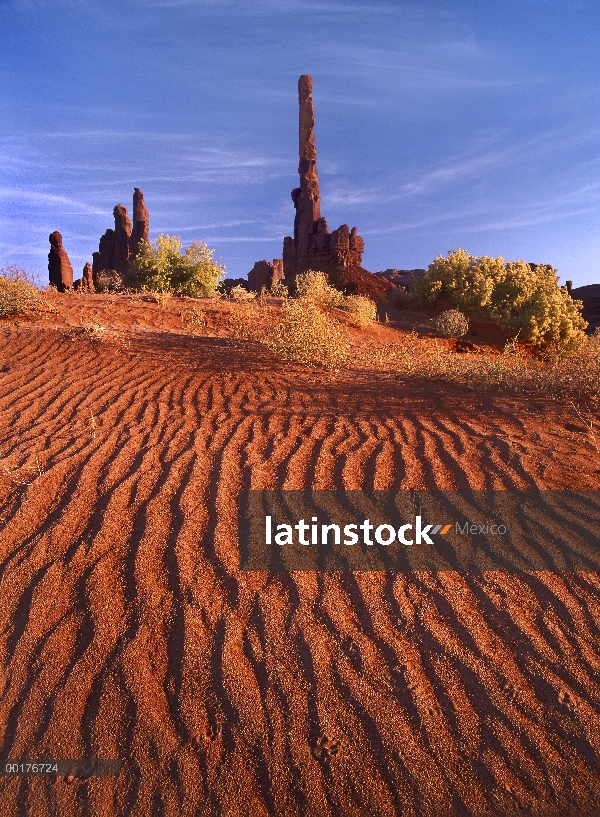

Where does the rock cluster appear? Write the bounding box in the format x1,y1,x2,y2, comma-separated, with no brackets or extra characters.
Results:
92,189,150,284
48,231,73,291
247,259,284,292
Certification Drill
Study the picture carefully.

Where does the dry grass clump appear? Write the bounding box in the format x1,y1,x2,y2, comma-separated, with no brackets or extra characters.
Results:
147,290,172,309
343,295,377,329
268,299,349,369
433,309,469,338
368,331,600,400
269,281,289,298
95,270,124,293
0,265,57,319
230,285,256,301
228,298,349,369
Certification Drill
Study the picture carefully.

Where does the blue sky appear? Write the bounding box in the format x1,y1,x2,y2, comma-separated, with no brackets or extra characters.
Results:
2,0,600,286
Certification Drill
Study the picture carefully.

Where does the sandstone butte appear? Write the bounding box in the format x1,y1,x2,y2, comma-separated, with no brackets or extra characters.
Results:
248,75,392,301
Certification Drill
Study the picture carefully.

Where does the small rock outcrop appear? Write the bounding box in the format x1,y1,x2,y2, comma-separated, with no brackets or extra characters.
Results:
82,262,94,291
130,187,150,258
48,231,73,291
247,259,284,292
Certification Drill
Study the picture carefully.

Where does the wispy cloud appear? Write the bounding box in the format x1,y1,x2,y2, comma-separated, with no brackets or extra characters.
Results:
0,188,107,216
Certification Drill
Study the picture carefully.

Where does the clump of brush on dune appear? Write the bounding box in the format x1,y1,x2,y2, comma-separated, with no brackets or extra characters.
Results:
0,265,57,319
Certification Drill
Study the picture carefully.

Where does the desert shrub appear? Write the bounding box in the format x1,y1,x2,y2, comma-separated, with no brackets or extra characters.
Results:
343,295,377,329
270,280,289,298
388,286,411,309
129,234,225,297
0,265,56,318
230,284,256,301
413,277,442,309
486,260,587,347
268,298,349,368
95,269,124,293
295,270,345,307
148,290,172,309
414,249,586,346
433,309,469,338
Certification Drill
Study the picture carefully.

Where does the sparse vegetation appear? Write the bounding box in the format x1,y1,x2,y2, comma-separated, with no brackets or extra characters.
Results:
343,294,377,329
295,270,345,307
181,306,207,331
270,281,289,298
95,269,124,293
432,309,469,338
268,298,349,368
0,265,57,319
230,284,256,301
388,286,411,309
414,249,587,346
129,234,225,297
148,290,172,309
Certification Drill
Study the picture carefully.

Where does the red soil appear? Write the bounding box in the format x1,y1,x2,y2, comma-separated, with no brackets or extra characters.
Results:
1,294,600,816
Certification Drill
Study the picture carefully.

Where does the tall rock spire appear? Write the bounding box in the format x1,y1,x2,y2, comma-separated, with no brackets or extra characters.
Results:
130,187,150,258
281,75,365,283
293,75,321,252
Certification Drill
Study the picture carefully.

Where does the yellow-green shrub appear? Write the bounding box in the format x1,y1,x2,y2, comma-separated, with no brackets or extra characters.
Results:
343,295,377,328
295,270,345,307
414,249,587,346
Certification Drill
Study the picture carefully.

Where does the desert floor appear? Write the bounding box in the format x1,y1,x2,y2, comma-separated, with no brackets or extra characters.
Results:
1,294,600,816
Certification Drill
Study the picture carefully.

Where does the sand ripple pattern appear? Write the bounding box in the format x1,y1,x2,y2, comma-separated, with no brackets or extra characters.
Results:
0,327,599,816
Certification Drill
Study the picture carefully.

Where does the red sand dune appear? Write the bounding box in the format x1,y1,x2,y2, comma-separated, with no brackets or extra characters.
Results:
1,294,600,816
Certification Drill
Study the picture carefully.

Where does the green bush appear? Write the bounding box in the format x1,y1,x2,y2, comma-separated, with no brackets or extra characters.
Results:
432,309,469,338
414,249,587,346
388,286,411,309
129,234,225,297
295,270,345,307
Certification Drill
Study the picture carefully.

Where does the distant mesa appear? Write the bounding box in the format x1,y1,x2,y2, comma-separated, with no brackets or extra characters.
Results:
48,230,74,292
374,269,427,290
247,76,392,301
571,284,600,333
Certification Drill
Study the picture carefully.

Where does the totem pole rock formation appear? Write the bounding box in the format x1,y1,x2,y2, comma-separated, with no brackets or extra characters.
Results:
48,231,74,291
93,189,149,282
281,76,366,281
247,76,391,299
130,187,150,258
